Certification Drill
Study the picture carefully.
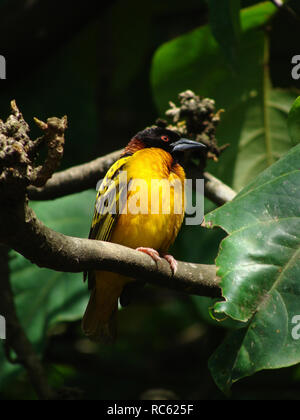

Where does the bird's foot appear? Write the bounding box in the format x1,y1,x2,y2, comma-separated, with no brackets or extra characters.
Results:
136,248,177,275
136,247,161,262
162,254,178,275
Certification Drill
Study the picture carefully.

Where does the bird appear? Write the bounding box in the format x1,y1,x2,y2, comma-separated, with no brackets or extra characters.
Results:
82,126,206,342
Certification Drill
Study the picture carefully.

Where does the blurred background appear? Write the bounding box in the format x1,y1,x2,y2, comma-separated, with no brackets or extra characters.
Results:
1,0,300,400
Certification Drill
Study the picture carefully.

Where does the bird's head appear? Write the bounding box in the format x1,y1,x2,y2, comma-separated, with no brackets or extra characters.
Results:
123,127,206,159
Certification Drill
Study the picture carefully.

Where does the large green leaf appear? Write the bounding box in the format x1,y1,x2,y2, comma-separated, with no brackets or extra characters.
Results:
207,0,241,68
288,96,300,146
205,144,300,392
0,190,95,389
151,2,297,191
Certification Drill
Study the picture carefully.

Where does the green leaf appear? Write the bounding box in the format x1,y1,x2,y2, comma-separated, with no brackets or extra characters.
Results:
151,2,298,191
207,0,241,68
108,0,207,94
288,96,300,146
205,144,300,392
0,190,95,388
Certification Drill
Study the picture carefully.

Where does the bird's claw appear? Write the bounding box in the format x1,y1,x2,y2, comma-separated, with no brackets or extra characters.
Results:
136,247,161,262
136,248,178,275
162,254,178,275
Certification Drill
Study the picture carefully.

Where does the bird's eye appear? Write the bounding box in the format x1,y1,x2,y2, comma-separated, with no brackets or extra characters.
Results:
161,135,169,142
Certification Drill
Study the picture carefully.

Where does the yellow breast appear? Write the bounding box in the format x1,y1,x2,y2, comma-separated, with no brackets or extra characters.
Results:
110,148,185,253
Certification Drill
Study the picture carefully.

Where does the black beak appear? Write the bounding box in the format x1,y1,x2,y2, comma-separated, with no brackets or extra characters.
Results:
170,138,206,154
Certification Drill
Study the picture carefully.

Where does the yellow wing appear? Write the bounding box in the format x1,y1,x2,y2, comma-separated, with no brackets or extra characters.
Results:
89,155,131,241
85,155,132,287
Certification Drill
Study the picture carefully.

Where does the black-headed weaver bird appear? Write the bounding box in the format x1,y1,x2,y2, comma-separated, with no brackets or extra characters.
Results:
82,127,206,342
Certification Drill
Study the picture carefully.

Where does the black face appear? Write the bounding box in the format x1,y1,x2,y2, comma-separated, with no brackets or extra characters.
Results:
136,127,181,151
135,127,206,157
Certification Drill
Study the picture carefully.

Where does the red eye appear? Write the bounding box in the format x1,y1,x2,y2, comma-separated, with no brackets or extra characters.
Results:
161,135,169,142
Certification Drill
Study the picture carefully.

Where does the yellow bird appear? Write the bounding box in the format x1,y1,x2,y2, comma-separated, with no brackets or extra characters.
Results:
82,127,205,342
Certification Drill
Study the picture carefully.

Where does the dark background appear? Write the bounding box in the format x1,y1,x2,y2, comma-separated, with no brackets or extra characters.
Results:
1,0,300,400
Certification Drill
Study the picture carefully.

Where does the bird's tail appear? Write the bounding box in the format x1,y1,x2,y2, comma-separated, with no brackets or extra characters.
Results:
82,272,129,343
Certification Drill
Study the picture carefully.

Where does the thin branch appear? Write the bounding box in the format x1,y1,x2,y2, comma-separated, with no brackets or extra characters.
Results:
31,115,68,187
0,100,68,200
203,172,237,205
270,0,284,6
270,0,300,21
0,245,56,400
27,149,122,201
27,149,236,206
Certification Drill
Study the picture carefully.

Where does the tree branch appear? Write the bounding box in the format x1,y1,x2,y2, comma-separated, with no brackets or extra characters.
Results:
4,205,220,298
0,244,56,400
27,149,122,201
270,0,300,21
203,172,237,205
270,0,284,6
31,115,68,187
27,150,236,206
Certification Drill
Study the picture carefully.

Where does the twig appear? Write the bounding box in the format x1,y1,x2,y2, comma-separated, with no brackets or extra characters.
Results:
185,163,237,206
270,0,300,21
27,149,236,206
270,0,284,6
31,116,68,187
203,172,237,205
27,149,122,201
0,245,56,400
0,101,67,198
